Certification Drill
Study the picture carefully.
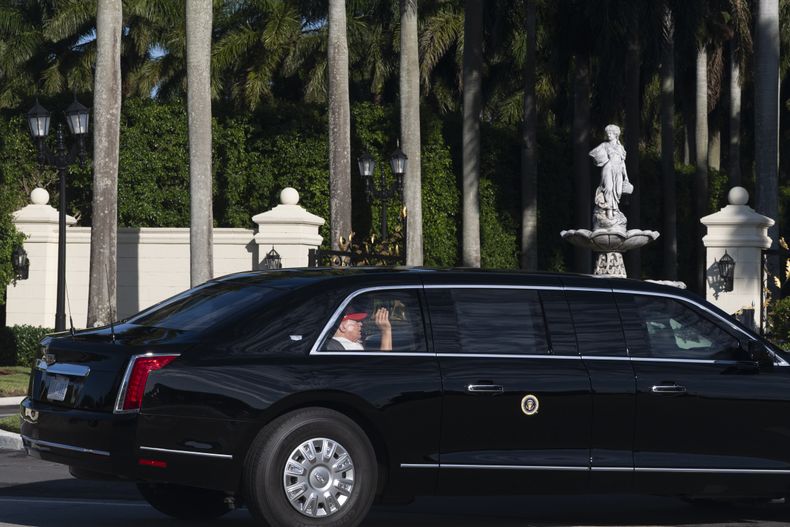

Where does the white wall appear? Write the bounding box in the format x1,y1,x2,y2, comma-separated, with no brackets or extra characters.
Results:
6,187,323,329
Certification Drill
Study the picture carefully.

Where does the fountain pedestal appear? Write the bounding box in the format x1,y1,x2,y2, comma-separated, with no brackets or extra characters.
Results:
560,227,660,278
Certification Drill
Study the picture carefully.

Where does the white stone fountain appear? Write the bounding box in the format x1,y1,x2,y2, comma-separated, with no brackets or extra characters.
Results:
561,124,659,278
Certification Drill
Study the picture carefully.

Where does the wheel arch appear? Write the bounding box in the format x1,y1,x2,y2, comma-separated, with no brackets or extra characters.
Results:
238,390,392,496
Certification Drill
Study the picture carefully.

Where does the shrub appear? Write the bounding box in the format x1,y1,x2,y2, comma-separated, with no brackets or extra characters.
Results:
768,294,790,350
0,325,53,367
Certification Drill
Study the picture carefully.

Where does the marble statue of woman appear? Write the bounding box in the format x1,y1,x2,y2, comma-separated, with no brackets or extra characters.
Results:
589,124,632,230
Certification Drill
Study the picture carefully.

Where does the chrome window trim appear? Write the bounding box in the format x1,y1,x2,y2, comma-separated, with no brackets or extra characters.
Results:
630,357,733,365
35,362,90,377
113,353,182,415
22,435,110,457
440,353,579,360
422,284,560,291
309,285,425,356
139,446,233,460
580,356,631,362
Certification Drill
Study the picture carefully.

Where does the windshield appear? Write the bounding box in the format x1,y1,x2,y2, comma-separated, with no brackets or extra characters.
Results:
126,281,282,332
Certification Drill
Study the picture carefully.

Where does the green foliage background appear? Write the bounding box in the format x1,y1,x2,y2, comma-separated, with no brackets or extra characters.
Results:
0,97,754,303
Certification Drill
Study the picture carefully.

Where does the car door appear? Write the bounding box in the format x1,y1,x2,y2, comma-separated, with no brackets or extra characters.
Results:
427,285,593,495
564,286,637,492
616,291,790,497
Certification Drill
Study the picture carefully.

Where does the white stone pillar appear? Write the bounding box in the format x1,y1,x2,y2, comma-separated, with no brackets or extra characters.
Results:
701,187,774,329
252,188,325,268
7,188,77,327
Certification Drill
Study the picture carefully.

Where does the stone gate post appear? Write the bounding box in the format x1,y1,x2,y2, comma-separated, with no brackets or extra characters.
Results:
252,188,324,268
701,187,774,330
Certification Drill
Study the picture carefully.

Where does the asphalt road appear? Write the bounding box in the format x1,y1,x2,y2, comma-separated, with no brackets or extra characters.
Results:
1,450,790,526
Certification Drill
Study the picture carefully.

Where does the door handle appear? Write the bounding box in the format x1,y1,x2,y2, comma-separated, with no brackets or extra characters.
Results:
467,384,504,394
651,384,687,394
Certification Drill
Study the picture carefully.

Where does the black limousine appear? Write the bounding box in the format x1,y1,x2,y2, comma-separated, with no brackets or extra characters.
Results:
20,268,790,526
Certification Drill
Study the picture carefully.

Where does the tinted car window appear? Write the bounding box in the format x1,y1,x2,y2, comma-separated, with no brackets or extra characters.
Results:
565,290,626,356
539,290,578,355
321,289,427,352
427,288,548,355
618,294,739,360
127,281,281,332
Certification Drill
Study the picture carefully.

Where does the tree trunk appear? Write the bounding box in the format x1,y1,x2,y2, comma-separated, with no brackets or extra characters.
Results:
186,0,213,286
400,0,422,265
462,0,482,267
328,0,352,250
87,0,122,327
729,41,742,188
694,44,709,293
755,0,780,296
572,54,592,274
709,126,721,171
624,10,640,278
660,3,677,280
520,0,538,270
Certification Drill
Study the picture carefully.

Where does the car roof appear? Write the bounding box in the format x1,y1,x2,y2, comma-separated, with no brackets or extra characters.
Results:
213,267,700,302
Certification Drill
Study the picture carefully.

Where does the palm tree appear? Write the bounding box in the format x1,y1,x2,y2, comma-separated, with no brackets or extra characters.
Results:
694,43,708,293
660,2,677,280
726,0,751,188
461,0,482,267
186,0,213,286
399,0,422,265
624,1,640,278
755,0,780,293
328,0,352,250
86,0,122,328
520,0,537,271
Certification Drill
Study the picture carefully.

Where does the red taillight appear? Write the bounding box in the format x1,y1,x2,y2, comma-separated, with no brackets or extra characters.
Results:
121,355,178,411
138,458,167,468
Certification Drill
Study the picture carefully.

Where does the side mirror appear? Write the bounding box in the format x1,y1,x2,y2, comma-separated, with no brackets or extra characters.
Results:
747,340,774,370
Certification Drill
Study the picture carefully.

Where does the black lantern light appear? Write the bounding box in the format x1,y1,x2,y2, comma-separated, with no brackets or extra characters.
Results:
263,247,282,270
718,251,736,292
389,144,408,193
357,144,408,246
12,245,29,280
27,99,50,139
64,97,90,136
24,96,89,331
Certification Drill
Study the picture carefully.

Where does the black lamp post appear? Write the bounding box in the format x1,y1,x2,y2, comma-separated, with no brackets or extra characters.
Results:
12,245,29,281
357,145,407,241
718,251,736,292
263,247,282,270
26,98,89,331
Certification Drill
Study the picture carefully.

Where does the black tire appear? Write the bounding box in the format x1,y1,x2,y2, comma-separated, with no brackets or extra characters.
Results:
243,407,378,527
136,482,232,520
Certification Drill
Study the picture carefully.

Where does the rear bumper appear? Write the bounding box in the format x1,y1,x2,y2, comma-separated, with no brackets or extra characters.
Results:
20,397,138,479
19,398,242,492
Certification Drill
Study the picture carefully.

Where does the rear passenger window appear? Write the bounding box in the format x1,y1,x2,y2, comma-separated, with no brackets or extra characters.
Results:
617,294,739,360
565,290,627,356
321,290,427,352
427,288,548,355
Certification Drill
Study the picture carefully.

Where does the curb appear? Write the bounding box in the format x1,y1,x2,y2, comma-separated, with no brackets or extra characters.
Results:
0,428,22,451
0,396,25,406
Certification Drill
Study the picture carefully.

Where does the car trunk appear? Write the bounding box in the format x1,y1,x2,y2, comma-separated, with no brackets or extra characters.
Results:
29,324,195,413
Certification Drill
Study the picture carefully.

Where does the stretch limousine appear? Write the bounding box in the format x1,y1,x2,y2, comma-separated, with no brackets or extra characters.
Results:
19,268,789,526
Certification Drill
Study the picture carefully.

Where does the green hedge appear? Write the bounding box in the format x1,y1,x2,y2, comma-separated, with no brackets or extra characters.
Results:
0,325,53,367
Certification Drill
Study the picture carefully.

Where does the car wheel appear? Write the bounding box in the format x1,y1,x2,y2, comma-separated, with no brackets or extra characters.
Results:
244,407,378,527
136,482,232,520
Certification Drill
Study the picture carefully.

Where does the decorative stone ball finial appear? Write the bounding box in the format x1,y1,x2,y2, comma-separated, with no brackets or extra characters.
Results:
31,187,49,205
280,187,299,205
728,186,749,206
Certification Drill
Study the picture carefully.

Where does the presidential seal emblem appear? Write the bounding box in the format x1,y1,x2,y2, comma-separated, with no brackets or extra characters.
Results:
521,394,539,416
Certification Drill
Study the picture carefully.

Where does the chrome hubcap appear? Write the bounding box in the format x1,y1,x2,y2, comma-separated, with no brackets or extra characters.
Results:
283,437,355,518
